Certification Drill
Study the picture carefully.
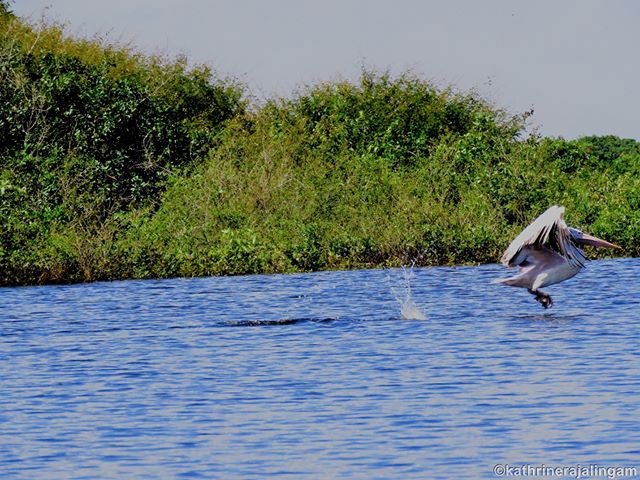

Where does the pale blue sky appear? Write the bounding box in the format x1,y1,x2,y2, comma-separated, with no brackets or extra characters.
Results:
13,0,640,140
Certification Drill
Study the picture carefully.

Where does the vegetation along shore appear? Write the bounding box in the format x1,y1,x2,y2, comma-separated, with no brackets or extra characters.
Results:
1,4,638,286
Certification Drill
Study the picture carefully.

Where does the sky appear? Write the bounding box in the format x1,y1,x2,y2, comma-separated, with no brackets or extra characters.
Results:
12,0,640,140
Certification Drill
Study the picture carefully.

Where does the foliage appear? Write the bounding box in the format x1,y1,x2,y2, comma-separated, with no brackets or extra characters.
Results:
0,14,243,284
114,75,638,281
272,71,519,169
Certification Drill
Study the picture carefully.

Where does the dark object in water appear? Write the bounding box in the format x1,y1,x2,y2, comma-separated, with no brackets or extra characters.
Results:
227,317,337,327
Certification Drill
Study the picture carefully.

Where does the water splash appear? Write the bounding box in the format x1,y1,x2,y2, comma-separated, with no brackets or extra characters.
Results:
389,265,427,320
400,296,427,321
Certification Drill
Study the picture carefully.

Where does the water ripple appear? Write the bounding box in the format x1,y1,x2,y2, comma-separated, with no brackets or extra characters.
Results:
1,258,639,478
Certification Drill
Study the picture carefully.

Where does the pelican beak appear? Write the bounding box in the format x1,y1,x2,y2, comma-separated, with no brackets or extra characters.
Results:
577,233,621,249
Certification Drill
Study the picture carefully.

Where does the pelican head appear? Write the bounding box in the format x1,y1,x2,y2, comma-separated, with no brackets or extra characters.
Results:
568,227,620,249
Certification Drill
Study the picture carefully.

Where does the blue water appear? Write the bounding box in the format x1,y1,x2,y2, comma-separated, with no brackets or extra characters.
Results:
1,258,639,479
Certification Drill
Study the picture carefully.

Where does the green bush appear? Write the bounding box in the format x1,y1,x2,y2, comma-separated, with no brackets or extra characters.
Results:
0,50,243,209
0,14,244,284
273,70,516,169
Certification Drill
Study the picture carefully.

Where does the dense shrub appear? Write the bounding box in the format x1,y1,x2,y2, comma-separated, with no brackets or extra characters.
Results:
0,45,243,210
0,13,243,283
271,71,519,169
118,74,638,280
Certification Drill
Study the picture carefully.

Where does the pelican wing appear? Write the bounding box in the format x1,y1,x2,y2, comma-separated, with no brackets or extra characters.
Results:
501,205,585,269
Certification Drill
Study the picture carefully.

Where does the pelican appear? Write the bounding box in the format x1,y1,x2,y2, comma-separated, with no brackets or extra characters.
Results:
496,205,619,308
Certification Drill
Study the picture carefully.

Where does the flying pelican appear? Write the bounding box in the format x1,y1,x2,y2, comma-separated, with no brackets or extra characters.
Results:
496,205,620,308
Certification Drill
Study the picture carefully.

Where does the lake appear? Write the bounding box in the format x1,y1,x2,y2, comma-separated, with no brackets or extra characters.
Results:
1,258,639,479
